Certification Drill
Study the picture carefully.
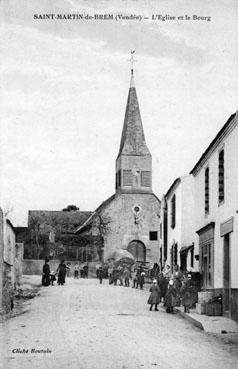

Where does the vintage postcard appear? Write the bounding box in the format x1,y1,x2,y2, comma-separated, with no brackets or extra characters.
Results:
1,1,238,369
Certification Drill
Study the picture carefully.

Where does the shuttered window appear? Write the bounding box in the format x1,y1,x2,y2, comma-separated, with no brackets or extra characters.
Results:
123,170,133,186
205,167,209,214
218,150,224,204
171,194,176,228
141,171,151,187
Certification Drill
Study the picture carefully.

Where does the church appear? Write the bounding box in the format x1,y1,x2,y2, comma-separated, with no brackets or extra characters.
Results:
76,68,161,266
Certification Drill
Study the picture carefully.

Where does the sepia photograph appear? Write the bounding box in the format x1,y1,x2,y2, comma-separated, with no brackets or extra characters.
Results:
0,0,238,368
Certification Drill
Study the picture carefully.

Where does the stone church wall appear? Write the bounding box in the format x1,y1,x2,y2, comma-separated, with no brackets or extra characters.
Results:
101,193,160,265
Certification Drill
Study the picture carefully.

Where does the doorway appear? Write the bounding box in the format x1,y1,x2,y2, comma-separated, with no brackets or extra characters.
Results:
128,240,146,262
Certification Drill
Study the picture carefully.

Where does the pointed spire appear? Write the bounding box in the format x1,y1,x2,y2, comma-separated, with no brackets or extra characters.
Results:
130,69,135,88
117,66,151,157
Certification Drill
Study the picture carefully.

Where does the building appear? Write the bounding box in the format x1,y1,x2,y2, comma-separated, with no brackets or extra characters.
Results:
76,70,161,265
162,175,196,273
190,112,238,321
0,215,23,315
3,219,16,287
22,209,92,260
0,209,4,315
159,196,168,269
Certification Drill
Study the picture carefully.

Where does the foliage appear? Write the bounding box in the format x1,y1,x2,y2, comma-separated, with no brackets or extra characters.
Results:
62,205,80,212
92,212,112,261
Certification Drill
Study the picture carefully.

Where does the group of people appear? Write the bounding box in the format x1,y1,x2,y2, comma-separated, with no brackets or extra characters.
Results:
42,259,70,286
104,264,146,289
73,263,89,279
96,261,198,314
42,258,198,314
147,264,198,313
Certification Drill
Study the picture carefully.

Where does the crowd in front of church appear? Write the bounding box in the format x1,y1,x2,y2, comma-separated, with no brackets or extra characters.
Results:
41,258,199,315
96,262,199,314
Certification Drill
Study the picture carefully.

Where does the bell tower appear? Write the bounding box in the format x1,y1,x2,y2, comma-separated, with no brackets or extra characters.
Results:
116,54,152,194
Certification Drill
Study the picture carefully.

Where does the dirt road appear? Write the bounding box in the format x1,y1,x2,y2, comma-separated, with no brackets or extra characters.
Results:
1,277,237,369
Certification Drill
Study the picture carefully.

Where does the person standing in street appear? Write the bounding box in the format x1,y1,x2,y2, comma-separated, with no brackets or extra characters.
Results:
137,269,145,290
42,259,50,286
74,263,79,279
173,265,183,306
164,265,172,280
123,267,130,287
157,271,168,303
148,280,160,311
50,270,56,286
165,279,177,313
56,260,67,285
96,263,101,278
131,267,137,288
83,263,89,278
108,264,114,284
98,266,104,284
180,274,194,313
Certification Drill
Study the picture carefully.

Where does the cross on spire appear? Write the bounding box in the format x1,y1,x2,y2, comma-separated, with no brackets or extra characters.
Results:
129,50,136,75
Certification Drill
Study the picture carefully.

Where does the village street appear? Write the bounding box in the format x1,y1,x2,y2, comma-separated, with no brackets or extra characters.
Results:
1,277,238,369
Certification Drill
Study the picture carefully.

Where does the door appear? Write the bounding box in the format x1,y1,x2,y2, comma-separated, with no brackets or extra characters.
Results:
180,252,187,271
223,234,231,317
200,242,213,289
128,241,146,262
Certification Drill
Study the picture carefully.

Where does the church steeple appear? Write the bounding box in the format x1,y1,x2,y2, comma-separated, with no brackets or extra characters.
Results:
117,69,151,158
116,56,152,194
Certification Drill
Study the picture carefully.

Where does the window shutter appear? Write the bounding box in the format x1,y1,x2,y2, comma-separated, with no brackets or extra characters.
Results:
123,170,133,186
141,171,151,187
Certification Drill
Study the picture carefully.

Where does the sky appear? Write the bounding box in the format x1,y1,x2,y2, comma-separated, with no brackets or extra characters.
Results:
0,0,238,226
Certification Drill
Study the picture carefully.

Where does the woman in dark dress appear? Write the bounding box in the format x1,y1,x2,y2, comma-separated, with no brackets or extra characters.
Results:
180,274,195,313
148,280,160,311
42,259,50,286
158,272,168,303
56,261,67,285
165,280,177,313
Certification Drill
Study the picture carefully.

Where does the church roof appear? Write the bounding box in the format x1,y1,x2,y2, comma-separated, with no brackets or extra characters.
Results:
117,72,151,158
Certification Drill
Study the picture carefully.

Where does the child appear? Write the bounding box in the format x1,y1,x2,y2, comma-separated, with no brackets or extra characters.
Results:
98,266,104,284
165,279,177,313
148,280,160,311
74,263,79,279
50,271,56,286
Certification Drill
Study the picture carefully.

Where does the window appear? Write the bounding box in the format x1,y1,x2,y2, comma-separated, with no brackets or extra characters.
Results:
123,170,133,186
218,149,224,204
116,170,121,189
149,231,158,241
141,171,151,187
205,167,209,214
171,194,176,228
190,247,194,268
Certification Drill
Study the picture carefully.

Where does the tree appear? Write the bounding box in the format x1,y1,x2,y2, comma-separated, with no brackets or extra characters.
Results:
28,214,41,259
92,212,112,262
62,205,80,212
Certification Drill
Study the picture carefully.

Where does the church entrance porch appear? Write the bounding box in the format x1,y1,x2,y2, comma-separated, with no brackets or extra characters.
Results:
127,240,146,262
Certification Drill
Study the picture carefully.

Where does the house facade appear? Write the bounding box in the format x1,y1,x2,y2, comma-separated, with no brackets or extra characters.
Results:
191,112,238,321
163,175,196,273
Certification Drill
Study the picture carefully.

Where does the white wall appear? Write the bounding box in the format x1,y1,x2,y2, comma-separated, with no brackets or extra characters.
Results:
194,115,238,289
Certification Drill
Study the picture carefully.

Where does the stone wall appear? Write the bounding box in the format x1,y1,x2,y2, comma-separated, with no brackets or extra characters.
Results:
23,259,97,277
14,243,24,288
99,192,160,265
